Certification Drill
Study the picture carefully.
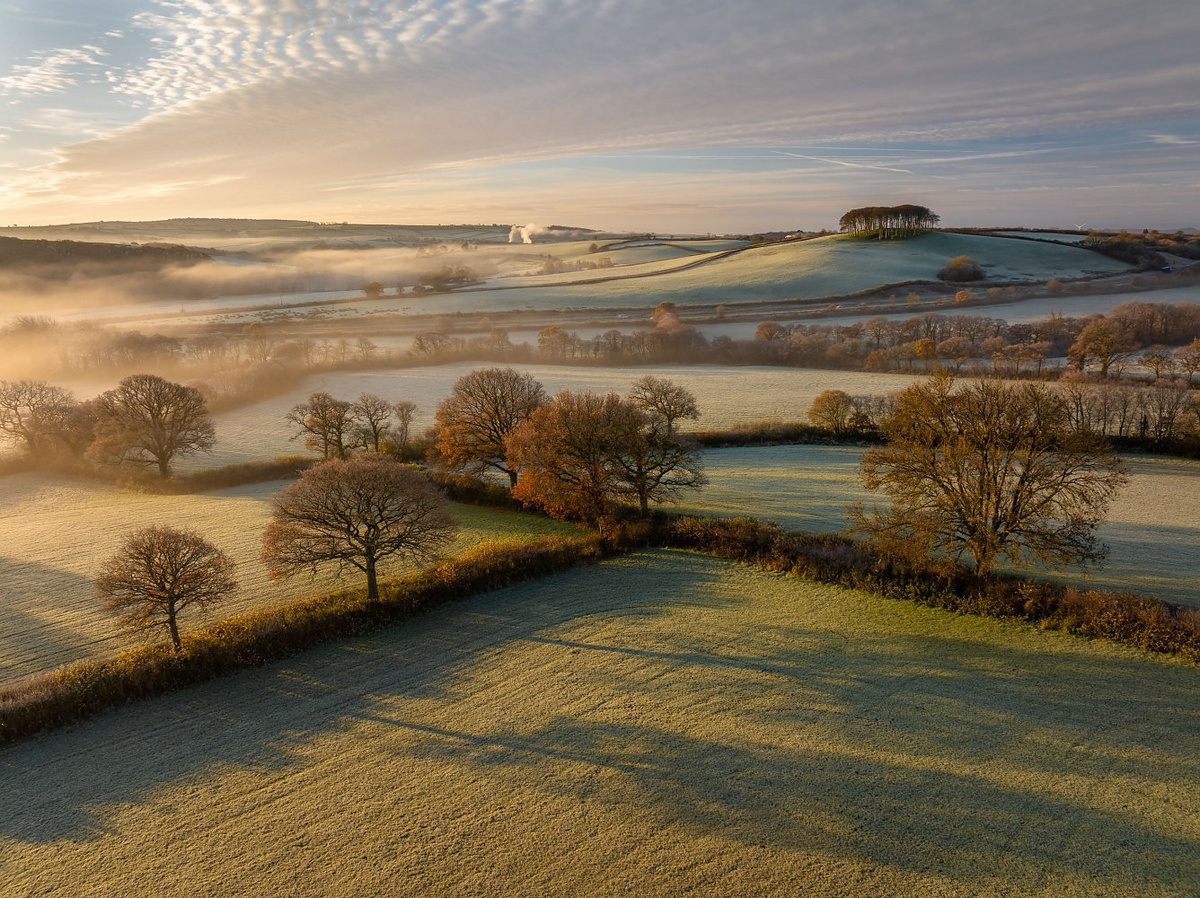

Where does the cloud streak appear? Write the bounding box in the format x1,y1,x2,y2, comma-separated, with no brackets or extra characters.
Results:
1,0,1198,230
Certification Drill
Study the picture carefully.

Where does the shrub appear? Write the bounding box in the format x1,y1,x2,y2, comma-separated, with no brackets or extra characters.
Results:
938,255,985,282
657,516,1200,663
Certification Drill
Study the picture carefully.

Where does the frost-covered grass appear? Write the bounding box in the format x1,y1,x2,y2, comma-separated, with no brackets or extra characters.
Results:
0,472,575,684
682,446,1200,607
47,232,1130,330
321,232,1128,318
203,363,922,467
1,549,1195,896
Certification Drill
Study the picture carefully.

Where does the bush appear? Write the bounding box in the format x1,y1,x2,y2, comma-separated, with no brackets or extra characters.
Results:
657,516,1200,663
938,255,985,282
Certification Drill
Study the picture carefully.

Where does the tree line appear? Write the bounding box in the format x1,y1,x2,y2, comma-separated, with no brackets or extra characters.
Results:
838,205,940,239
91,368,709,651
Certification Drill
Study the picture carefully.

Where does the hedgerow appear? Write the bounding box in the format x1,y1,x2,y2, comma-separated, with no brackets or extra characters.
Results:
0,533,605,744
656,516,1200,662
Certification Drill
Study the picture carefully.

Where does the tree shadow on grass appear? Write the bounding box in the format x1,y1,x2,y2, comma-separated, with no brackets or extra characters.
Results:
0,551,723,842
0,550,1197,892
0,557,119,684
356,710,1199,889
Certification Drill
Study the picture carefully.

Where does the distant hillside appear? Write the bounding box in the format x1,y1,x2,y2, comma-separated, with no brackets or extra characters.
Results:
0,235,209,269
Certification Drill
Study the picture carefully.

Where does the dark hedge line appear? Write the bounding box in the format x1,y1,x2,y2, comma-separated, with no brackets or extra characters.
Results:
692,422,884,448
0,533,606,745
656,516,1200,662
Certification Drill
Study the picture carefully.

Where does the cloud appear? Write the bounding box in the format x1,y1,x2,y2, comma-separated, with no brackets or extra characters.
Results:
1,46,108,95
3,0,1199,229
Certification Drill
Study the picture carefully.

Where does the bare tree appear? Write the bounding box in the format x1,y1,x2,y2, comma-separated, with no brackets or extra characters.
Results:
392,400,417,450
628,375,700,436
508,391,705,523
0,380,77,454
433,367,546,487
351,392,393,452
92,374,215,476
263,454,457,601
286,391,358,459
96,526,238,652
852,373,1128,576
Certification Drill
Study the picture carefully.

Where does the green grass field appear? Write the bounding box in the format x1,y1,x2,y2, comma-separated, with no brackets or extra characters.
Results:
683,446,1200,607
0,472,577,684
2,550,1195,896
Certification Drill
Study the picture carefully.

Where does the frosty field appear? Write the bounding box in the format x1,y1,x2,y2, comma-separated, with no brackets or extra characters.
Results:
202,363,922,467
685,446,1200,606
26,232,1132,331
1,550,1195,896
0,473,576,684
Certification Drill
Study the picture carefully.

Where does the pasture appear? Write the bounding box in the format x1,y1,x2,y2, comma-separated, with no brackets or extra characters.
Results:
0,473,576,684
22,231,1132,332
685,446,1200,607
1,549,1195,896
203,363,922,467
305,232,1131,321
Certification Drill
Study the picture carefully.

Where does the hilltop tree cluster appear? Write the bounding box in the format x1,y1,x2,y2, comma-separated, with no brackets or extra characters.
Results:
838,205,940,239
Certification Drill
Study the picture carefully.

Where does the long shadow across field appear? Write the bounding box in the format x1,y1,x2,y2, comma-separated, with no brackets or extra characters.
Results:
0,550,1197,892
0,558,116,682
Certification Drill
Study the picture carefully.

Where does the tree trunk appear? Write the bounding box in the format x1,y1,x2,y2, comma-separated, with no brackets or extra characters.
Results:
167,606,182,652
507,468,518,489
365,555,379,601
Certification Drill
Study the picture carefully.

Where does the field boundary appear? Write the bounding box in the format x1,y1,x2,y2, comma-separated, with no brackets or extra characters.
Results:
655,515,1200,663
0,532,609,745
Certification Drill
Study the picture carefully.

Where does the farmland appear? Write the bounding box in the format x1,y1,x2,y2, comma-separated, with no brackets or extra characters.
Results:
3,231,1134,332
202,364,923,467
1,216,1198,894
0,473,576,684
686,446,1200,607
1,550,1196,896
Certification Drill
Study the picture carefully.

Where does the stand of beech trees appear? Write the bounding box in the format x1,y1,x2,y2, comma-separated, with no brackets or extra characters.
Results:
838,204,940,239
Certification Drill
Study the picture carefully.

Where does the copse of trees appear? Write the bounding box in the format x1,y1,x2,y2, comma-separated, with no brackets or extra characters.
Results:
286,391,420,459
506,388,706,524
838,204,939,239
937,255,985,283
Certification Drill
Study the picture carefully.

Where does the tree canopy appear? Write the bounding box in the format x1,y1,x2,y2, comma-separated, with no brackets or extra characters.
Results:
262,454,457,601
433,367,547,487
92,374,215,476
852,373,1128,575
507,390,705,523
838,205,939,239
96,526,237,652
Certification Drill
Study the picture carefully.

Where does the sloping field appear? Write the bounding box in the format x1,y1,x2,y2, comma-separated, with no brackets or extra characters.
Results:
0,473,576,683
204,363,922,467
306,232,1129,319
1,550,1195,896
35,232,1135,331
683,446,1200,606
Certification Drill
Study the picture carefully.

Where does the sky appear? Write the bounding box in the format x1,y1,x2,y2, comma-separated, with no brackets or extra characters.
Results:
1,0,1198,233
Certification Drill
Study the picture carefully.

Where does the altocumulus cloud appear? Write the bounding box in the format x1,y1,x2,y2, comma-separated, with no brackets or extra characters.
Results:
2,0,1198,228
